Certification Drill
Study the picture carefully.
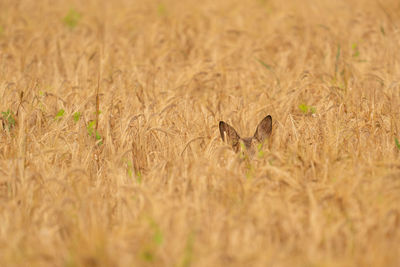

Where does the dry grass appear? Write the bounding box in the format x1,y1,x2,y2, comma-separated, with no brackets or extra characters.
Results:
1,0,400,266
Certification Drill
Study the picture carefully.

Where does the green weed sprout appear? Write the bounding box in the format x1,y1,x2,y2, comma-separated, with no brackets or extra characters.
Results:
63,9,81,29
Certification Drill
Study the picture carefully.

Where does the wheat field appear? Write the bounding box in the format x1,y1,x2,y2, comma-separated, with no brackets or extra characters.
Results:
1,0,400,266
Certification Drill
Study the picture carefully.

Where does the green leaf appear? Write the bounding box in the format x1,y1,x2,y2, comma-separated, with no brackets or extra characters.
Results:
2,109,16,129
257,143,264,158
395,138,400,150
179,233,195,267
73,112,81,122
239,142,248,160
299,104,308,113
55,109,65,120
336,44,341,62
87,120,96,136
352,43,360,58
147,219,164,245
257,59,272,70
245,165,254,179
95,131,103,145
157,3,167,16
95,131,101,140
380,26,385,36
299,104,316,114
63,9,81,29
335,44,341,77
153,229,164,245
136,171,142,184
141,250,154,262
87,121,103,145
257,59,280,87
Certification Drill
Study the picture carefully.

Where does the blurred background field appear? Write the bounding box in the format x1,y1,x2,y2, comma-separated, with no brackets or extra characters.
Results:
1,0,400,266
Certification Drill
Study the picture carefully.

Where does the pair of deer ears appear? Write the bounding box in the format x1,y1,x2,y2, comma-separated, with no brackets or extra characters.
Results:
219,115,272,145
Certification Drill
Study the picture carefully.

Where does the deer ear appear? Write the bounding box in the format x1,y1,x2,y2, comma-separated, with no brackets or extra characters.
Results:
219,121,240,148
253,115,272,143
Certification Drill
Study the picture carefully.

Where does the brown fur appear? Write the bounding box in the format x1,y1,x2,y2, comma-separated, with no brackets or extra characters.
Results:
219,115,272,156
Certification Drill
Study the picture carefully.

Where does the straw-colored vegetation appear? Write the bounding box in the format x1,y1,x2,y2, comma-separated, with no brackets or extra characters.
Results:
1,0,400,266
